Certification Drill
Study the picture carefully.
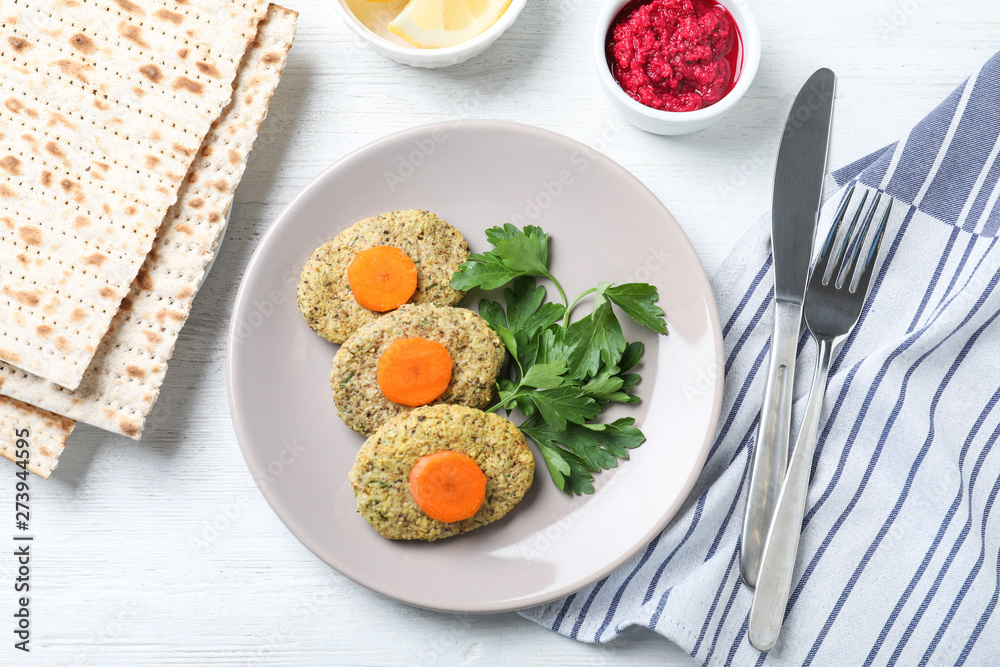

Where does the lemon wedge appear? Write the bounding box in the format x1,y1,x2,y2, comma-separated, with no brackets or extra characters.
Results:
388,0,512,49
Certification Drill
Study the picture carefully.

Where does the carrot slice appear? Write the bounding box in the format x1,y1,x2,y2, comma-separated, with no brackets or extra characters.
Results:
347,246,418,312
377,337,453,407
409,450,487,523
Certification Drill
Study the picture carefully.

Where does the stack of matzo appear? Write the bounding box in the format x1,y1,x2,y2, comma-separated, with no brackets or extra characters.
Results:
0,2,299,477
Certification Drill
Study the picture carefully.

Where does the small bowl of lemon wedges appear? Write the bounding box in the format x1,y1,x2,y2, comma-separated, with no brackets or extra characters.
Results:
335,0,527,67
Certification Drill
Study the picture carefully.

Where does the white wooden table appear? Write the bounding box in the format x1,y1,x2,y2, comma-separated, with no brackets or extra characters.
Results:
6,1,1000,664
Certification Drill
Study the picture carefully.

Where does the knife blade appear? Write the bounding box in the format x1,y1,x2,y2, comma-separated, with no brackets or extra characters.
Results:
740,67,836,588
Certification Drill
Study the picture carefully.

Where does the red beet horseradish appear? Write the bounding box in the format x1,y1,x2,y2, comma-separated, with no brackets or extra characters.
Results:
607,0,742,112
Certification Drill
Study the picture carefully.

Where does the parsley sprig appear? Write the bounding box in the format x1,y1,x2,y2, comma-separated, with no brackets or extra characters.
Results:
451,224,667,495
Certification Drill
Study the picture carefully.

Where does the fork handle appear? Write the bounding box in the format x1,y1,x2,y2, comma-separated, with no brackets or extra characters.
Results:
740,300,802,588
748,337,835,652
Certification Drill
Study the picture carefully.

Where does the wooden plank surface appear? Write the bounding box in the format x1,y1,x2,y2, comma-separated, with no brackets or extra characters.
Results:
3,0,1000,664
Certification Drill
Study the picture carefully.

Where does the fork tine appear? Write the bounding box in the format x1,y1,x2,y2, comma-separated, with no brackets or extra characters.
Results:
851,196,892,295
831,189,871,286
814,186,858,286
819,185,856,260
840,191,881,288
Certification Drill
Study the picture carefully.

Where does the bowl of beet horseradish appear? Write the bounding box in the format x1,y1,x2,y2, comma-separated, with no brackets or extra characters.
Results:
595,0,761,135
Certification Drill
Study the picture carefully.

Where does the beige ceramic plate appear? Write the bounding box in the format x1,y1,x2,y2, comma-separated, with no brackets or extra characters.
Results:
227,121,723,612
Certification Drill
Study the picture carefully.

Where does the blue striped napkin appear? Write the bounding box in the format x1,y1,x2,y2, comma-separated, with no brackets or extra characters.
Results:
520,51,1000,665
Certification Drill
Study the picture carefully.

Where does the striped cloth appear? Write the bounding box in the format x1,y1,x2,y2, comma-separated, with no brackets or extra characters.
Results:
520,52,1000,665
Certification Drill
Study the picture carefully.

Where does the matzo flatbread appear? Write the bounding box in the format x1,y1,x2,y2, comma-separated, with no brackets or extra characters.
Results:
0,0,268,390
0,395,74,478
0,4,298,439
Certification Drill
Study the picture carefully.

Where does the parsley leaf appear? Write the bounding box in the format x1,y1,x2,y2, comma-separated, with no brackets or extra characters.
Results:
620,373,641,390
603,283,667,334
537,442,570,481
522,423,617,471
485,223,528,245
536,326,574,366
534,444,595,495
579,418,646,458
481,281,566,375
451,225,554,291
564,457,597,495
457,224,667,495
451,251,521,290
478,299,507,332
520,361,567,389
493,325,518,367
619,341,644,373
566,301,626,378
492,225,550,276
579,366,637,405
525,386,600,431
521,419,645,495
504,278,565,336
581,367,624,399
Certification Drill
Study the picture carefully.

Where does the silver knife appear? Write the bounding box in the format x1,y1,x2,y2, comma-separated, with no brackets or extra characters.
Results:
740,68,836,588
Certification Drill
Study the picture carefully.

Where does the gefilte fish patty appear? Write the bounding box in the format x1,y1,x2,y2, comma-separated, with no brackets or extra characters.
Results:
297,210,469,343
349,405,535,541
331,304,505,436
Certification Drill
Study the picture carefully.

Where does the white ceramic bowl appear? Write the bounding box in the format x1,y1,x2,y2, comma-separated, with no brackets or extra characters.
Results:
333,0,528,68
595,0,761,135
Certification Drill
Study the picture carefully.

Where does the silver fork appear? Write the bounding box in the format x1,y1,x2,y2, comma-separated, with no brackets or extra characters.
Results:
748,186,894,651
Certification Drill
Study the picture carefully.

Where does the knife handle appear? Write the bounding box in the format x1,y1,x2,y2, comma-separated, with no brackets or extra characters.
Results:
748,336,834,651
740,299,802,588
